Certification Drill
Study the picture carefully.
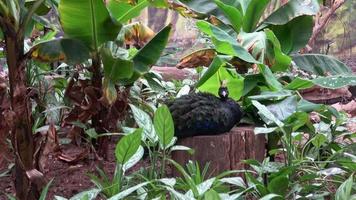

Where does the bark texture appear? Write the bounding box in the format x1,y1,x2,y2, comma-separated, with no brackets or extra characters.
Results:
5,33,39,200
172,126,266,177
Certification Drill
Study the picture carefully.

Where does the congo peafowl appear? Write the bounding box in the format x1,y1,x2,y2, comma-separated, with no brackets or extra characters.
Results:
167,80,243,138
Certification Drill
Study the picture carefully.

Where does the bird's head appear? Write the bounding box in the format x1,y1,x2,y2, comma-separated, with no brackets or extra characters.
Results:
218,80,229,100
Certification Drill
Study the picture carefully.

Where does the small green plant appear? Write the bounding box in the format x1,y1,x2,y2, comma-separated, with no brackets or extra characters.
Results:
167,159,251,200
88,128,143,198
53,188,101,200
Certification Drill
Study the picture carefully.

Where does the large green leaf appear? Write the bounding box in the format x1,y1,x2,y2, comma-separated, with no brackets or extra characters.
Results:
284,112,311,132
292,54,352,75
30,38,90,64
261,0,319,26
286,76,356,90
132,24,172,74
249,90,293,101
196,20,259,63
215,0,243,33
284,77,314,90
251,100,284,127
25,0,51,16
204,189,221,200
242,0,270,32
196,55,229,87
198,66,244,101
297,99,323,113
59,0,122,50
335,175,354,200
101,48,134,82
115,128,142,164
154,105,174,149
107,182,150,200
238,31,267,63
266,95,298,121
238,30,291,71
177,0,242,25
258,64,283,91
267,176,289,196
269,15,313,54
265,29,291,71
313,76,356,89
107,0,149,23
243,74,265,96
129,104,157,141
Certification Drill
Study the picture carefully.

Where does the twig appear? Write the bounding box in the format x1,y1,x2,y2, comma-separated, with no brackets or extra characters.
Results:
304,0,346,52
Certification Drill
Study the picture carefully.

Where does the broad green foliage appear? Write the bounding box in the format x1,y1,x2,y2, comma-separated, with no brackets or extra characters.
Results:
54,189,101,200
154,105,174,148
242,0,270,32
264,29,292,71
107,182,150,200
120,24,172,85
269,15,313,54
129,104,157,141
59,0,122,50
335,176,354,200
204,189,221,200
285,77,314,90
293,54,353,75
196,55,228,88
195,54,245,100
196,20,259,64
107,0,149,23
214,0,243,33
198,64,245,100
267,176,289,196
189,0,328,97
258,64,283,91
31,38,90,64
261,0,319,26
177,0,242,25
132,24,172,74
115,128,142,164
232,29,291,71
101,48,134,81
313,76,356,89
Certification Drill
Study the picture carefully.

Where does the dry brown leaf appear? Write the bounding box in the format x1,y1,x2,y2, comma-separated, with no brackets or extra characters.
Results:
124,22,155,48
176,49,216,69
58,148,88,163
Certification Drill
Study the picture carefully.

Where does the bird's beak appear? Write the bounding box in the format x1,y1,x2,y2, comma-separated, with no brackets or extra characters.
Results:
221,80,228,87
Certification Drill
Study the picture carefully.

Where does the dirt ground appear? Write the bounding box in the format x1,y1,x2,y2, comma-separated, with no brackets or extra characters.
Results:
0,141,118,199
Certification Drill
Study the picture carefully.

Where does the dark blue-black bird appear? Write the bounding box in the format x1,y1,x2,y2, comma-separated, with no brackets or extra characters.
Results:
167,81,243,138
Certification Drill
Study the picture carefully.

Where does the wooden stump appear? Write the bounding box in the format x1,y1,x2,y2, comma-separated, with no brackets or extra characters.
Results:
171,126,265,177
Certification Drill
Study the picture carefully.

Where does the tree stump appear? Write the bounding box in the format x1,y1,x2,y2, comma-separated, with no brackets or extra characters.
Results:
171,126,265,177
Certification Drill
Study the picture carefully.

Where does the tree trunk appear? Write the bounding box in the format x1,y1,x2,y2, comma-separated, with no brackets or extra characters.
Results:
5,34,39,200
90,53,110,159
172,126,266,177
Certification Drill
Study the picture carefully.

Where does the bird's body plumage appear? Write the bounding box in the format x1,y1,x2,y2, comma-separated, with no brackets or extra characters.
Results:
167,92,242,138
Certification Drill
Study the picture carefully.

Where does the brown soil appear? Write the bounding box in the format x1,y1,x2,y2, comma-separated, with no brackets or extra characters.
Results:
0,139,145,200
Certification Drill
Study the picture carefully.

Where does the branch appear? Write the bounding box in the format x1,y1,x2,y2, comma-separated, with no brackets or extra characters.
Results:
304,0,346,52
